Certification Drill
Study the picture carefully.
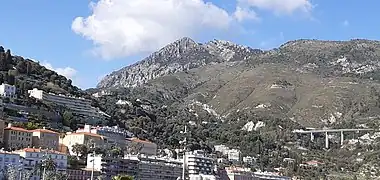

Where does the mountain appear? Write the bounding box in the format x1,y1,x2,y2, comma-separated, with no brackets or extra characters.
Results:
97,37,262,88
97,38,380,127
93,38,380,178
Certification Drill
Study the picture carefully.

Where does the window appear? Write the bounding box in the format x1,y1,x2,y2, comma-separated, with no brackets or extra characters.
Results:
5,158,9,162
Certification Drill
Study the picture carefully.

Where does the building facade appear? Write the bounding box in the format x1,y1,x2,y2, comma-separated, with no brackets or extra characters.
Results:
14,148,68,180
62,132,105,155
28,88,104,118
3,124,32,150
76,124,133,147
87,154,182,180
126,138,157,156
0,83,16,99
0,150,21,171
67,168,101,180
228,149,241,162
31,127,59,150
185,150,215,178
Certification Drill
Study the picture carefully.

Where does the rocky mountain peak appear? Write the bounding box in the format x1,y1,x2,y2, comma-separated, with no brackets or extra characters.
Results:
97,37,260,89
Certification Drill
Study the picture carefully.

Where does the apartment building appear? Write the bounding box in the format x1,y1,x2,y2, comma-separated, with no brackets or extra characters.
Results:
3,124,32,150
0,150,21,170
138,155,182,180
62,132,105,155
87,154,182,180
0,83,16,99
31,127,59,150
28,88,105,119
67,168,101,180
76,124,133,147
185,150,215,178
126,138,157,156
87,154,140,178
14,148,68,180
221,167,291,180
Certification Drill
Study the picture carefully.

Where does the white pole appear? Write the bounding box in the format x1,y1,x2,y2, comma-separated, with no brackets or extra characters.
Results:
90,142,96,180
182,126,187,180
42,166,46,180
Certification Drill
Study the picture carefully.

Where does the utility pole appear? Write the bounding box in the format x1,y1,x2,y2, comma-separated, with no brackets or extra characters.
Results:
181,126,187,180
90,142,96,180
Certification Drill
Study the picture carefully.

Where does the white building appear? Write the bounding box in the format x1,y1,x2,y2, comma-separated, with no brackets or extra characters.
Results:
87,154,182,180
214,145,229,155
185,150,215,178
243,156,255,164
0,150,21,170
227,149,241,162
28,88,107,119
222,167,291,180
0,83,16,99
14,148,68,180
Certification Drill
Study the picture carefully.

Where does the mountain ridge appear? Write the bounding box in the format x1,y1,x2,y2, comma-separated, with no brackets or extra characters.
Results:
97,37,262,88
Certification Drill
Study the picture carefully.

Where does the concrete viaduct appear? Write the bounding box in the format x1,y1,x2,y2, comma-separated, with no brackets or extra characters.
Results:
292,129,374,149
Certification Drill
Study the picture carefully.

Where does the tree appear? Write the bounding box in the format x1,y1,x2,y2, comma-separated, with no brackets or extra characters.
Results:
112,175,134,180
16,61,27,73
62,111,75,127
0,46,4,53
72,143,88,159
43,157,57,171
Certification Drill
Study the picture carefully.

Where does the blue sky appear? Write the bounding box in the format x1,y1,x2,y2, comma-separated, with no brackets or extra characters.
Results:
0,0,379,89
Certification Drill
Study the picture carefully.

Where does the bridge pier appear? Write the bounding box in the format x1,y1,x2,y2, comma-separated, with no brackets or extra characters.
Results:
340,131,344,145
325,132,329,149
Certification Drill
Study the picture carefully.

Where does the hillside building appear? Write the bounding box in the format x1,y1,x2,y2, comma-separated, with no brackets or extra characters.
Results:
62,132,105,155
28,88,108,119
3,124,32,150
31,127,60,150
76,124,133,147
0,83,16,99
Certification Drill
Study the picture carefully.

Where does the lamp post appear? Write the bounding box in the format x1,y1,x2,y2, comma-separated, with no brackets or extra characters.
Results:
90,141,96,180
180,126,187,180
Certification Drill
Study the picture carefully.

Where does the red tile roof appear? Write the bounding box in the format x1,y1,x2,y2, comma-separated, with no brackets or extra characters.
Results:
4,127,31,132
31,129,59,134
16,148,67,155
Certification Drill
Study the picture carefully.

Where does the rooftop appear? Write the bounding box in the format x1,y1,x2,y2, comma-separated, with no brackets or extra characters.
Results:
4,126,31,132
15,148,67,155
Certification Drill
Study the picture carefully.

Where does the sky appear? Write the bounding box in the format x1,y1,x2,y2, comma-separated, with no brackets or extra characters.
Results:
0,0,379,89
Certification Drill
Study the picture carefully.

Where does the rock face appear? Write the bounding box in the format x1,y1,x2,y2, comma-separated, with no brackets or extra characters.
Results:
97,38,380,127
97,37,262,88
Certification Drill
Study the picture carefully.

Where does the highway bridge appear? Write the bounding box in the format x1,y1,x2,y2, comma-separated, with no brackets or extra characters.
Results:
292,128,375,148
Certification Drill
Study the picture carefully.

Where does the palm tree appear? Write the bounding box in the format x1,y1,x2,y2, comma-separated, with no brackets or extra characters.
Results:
112,174,134,180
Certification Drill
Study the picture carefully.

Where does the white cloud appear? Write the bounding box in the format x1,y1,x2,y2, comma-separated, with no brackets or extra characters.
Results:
234,6,260,22
42,62,77,80
72,0,232,60
342,20,349,27
237,0,313,15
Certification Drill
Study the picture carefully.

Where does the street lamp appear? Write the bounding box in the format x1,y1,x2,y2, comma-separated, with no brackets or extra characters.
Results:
180,126,188,180
90,141,96,180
